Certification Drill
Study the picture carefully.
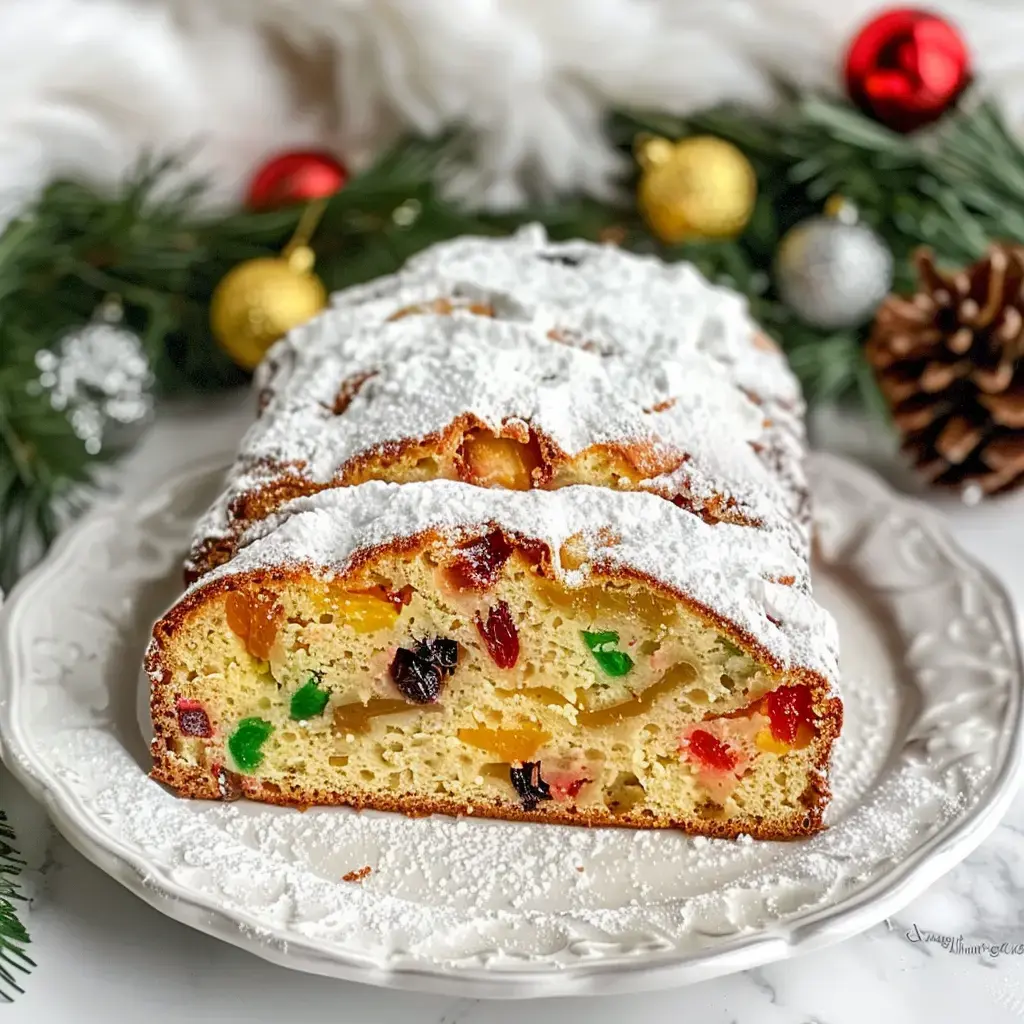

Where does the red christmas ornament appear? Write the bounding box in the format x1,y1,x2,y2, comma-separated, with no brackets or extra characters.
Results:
844,8,971,133
246,150,348,210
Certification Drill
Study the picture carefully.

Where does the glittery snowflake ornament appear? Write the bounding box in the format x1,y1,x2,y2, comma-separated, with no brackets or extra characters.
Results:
35,319,153,454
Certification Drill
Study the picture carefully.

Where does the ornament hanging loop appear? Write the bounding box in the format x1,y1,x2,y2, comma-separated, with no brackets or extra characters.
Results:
284,198,328,256
633,134,675,170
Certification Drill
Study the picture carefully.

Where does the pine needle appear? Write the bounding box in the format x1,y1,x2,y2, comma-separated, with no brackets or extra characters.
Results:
0,813,34,1002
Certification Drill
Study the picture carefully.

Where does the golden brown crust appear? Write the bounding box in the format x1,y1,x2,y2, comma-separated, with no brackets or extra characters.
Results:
186,412,763,581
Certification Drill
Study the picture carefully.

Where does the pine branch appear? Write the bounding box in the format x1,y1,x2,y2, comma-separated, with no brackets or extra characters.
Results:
0,813,33,1002
5,96,1024,588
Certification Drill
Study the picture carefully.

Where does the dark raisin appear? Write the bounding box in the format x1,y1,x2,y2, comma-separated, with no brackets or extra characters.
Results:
418,636,459,676
390,647,444,703
509,761,552,811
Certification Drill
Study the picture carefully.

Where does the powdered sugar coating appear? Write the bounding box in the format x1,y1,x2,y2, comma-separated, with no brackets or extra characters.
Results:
192,227,809,566
321,224,799,408
212,311,795,532
196,480,838,688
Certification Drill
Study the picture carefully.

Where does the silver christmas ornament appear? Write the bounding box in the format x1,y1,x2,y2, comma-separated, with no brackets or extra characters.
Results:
775,213,894,330
34,321,153,455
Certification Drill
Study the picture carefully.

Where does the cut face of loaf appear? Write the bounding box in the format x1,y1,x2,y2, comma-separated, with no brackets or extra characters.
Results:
149,482,841,839
186,227,809,581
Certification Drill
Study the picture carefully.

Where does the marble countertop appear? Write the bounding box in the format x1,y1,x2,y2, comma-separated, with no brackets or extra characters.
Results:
4,398,1024,1023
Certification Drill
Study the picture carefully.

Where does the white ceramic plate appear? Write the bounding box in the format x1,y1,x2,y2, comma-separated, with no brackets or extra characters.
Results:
1,453,1022,998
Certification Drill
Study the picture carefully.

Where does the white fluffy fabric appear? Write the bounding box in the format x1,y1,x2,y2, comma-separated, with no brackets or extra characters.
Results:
3,0,1024,214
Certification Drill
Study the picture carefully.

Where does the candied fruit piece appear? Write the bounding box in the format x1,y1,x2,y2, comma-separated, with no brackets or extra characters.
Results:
245,590,282,657
176,699,212,738
225,591,251,640
755,728,792,755
460,430,543,490
228,717,273,773
575,661,695,726
458,724,551,762
476,601,519,668
509,761,552,811
290,677,331,720
225,590,281,660
581,630,634,677
333,698,429,734
536,581,676,633
445,531,513,591
684,729,738,773
763,684,815,745
391,648,442,703
546,769,592,802
322,589,401,633
419,636,458,675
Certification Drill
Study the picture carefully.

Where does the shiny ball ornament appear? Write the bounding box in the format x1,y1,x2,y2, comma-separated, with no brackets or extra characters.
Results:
844,8,971,132
246,150,348,209
210,246,327,370
775,215,894,330
636,135,757,243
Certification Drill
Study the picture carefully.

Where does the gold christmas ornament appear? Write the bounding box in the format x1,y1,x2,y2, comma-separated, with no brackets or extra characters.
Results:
635,134,757,243
211,202,329,370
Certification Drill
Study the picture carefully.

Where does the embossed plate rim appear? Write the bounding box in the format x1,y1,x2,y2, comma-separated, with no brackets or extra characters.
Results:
1,450,1022,998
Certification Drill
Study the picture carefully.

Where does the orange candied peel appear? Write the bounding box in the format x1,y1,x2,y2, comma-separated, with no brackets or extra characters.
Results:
459,430,543,490
457,723,551,762
225,589,282,660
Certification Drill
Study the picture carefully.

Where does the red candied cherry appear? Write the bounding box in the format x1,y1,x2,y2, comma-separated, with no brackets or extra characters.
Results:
445,531,514,591
684,729,739,773
176,699,212,738
763,684,815,745
546,769,591,802
476,601,519,668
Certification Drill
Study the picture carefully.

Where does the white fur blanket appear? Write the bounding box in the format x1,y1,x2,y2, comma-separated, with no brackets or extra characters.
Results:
3,0,1022,216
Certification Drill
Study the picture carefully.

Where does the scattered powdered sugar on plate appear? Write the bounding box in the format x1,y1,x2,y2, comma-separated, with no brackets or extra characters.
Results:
3,453,1019,988
38,676,965,966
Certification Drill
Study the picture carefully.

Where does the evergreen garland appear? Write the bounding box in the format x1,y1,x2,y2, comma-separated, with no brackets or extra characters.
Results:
3,94,1024,594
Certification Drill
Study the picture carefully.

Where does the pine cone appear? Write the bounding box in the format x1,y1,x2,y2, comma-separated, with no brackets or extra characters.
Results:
866,245,1024,498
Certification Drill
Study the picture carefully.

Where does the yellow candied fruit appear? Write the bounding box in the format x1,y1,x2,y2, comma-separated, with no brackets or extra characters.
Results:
457,724,551,762
533,580,677,633
755,728,792,755
460,431,543,490
318,590,400,633
575,661,695,725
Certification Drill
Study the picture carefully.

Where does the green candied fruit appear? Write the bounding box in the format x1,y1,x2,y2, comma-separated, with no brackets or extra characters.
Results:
290,677,331,720
581,630,634,677
714,634,745,660
228,717,274,773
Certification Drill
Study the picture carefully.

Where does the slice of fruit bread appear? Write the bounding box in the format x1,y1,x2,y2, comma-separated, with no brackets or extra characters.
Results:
149,480,841,839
